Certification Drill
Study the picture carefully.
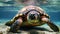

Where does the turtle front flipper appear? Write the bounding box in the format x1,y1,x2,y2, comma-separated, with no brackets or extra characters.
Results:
5,18,18,26
5,14,23,26
9,17,23,33
5,20,14,26
47,21,59,32
41,17,59,32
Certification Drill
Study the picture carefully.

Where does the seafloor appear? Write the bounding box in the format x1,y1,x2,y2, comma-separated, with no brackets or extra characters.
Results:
0,24,60,34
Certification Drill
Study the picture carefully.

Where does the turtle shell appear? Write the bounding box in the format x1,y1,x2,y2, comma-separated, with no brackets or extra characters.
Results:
18,5,45,15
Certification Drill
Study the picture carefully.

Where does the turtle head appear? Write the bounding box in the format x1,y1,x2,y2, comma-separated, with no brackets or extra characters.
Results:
27,10,40,21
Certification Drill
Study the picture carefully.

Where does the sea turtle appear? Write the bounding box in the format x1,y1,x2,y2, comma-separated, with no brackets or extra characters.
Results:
5,5,59,32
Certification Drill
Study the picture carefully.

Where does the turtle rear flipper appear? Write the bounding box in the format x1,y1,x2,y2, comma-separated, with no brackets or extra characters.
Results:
47,21,59,32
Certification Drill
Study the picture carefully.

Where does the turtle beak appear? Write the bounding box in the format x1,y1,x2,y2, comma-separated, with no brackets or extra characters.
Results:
47,21,59,32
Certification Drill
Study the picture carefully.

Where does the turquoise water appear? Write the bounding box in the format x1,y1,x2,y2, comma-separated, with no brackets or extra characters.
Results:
0,6,60,27
0,0,60,29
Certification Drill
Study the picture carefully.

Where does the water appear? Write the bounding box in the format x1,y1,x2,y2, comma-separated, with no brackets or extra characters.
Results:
0,0,60,30
0,6,60,28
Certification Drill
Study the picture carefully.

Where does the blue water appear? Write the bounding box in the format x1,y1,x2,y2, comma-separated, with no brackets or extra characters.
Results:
0,5,60,27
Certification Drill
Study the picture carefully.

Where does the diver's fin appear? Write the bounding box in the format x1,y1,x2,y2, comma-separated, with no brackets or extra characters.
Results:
47,21,59,32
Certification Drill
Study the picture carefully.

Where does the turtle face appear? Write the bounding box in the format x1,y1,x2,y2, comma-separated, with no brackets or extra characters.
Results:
27,10,40,21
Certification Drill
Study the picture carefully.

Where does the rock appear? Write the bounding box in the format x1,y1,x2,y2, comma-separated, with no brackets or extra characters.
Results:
7,30,60,34
0,25,10,34
0,25,60,34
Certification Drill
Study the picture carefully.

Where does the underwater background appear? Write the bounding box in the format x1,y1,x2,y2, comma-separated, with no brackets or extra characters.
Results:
0,0,60,30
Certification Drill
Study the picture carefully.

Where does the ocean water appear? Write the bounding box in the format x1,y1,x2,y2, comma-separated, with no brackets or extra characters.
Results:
0,5,60,29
